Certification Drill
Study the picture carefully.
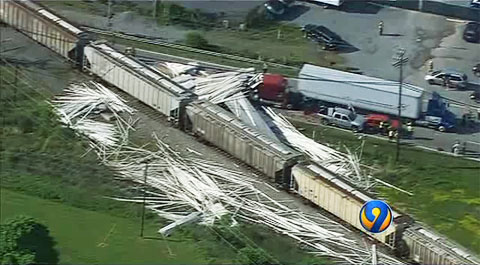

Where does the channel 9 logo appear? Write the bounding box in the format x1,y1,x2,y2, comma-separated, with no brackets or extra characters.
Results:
359,200,393,233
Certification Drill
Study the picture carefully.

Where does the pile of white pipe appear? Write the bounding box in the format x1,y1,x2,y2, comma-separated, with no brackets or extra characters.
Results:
51,82,405,264
53,81,136,150
156,62,202,78
54,81,135,123
105,133,404,265
71,119,118,149
264,107,371,189
157,62,260,104
158,62,278,138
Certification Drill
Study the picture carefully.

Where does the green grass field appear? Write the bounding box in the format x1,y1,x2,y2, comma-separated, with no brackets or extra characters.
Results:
292,121,480,253
0,189,211,264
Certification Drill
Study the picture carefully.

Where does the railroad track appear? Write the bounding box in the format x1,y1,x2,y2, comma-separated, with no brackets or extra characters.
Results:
82,26,300,71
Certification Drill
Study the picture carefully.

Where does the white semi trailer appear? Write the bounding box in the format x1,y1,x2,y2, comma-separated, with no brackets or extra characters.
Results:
297,64,424,120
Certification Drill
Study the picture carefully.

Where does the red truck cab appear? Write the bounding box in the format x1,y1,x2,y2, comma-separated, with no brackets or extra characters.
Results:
259,74,287,102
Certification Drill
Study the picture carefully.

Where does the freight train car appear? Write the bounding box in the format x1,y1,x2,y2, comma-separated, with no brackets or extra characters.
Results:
291,162,407,247
186,101,302,184
0,0,86,62
292,162,480,264
83,42,194,121
403,225,479,265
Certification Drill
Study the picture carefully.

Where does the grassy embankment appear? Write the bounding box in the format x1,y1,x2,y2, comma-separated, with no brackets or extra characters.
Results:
0,66,328,264
291,120,480,253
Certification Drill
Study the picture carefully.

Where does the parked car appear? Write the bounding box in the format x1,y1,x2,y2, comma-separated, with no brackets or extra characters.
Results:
301,24,343,50
264,0,286,15
424,70,468,89
471,0,480,8
463,22,480,43
473,63,480,76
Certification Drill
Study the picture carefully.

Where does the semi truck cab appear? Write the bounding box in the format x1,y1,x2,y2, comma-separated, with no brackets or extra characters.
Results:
415,92,456,132
255,74,303,109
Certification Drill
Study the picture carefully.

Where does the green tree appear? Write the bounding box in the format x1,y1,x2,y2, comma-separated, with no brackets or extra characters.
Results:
0,215,59,265
185,32,210,49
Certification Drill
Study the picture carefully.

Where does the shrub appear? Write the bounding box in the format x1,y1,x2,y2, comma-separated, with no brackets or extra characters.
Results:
185,32,210,49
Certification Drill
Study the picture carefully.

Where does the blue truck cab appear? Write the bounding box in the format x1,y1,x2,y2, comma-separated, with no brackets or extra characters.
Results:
416,92,456,132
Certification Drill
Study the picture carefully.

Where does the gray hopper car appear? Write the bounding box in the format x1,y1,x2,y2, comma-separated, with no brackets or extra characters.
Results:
403,226,480,265
186,101,302,184
0,0,85,61
292,162,404,248
83,42,195,122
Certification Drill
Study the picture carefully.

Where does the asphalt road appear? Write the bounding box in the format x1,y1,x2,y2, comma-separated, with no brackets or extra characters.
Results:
291,2,479,105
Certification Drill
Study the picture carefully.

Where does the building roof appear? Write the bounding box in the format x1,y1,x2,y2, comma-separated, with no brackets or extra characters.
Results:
298,64,424,98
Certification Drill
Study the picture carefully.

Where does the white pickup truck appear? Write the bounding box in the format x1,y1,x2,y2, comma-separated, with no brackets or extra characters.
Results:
318,107,365,132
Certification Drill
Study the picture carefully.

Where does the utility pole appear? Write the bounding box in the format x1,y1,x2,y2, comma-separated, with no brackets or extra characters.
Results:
392,48,408,162
152,0,158,18
140,163,148,237
107,0,112,29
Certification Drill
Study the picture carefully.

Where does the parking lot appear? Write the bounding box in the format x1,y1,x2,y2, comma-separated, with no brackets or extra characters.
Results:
288,1,480,153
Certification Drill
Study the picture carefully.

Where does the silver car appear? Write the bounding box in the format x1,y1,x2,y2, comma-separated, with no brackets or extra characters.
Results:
425,70,468,89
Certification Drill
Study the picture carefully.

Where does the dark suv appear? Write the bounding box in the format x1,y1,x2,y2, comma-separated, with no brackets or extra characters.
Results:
463,22,480,43
301,24,343,50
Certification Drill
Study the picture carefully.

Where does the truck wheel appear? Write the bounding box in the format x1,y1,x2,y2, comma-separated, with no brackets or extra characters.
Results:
428,80,434,85
321,119,329,126
352,126,360,133
438,126,446,132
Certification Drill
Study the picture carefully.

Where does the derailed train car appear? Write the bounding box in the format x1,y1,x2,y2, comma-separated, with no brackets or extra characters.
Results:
187,101,302,184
